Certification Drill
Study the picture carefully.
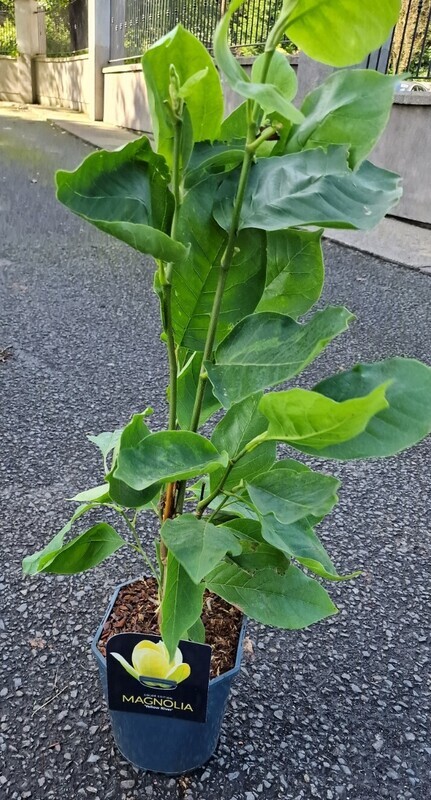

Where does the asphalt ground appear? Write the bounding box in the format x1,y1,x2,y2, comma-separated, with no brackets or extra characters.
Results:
0,114,430,800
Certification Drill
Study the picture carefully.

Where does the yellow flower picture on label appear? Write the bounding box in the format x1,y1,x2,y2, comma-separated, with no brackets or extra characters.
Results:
111,639,191,690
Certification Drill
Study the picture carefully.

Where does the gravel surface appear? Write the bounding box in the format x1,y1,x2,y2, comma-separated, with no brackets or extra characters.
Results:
1,113,430,800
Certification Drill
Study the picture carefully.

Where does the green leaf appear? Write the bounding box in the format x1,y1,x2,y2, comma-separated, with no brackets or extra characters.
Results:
107,413,161,508
214,147,402,233
23,504,92,576
286,70,399,169
233,542,291,573
162,514,242,584
184,141,245,189
114,430,228,490
206,306,353,408
210,393,276,492
187,617,206,644
260,514,358,581
108,476,161,509
251,49,298,110
259,384,389,450
55,139,184,263
284,0,401,67
308,357,431,459
118,412,152,449
87,429,123,462
172,177,266,350
247,467,340,525
142,25,223,164
256,228,324,317
177,351,221,429
219,102,248,143
30,523,125,575
213,0,303,124
160,552,205,660
206,562,337,628
69,485,111,503
220,517,264,543
56,138,186,263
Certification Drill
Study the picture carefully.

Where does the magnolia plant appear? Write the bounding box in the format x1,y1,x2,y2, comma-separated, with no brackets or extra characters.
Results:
24,0,431,663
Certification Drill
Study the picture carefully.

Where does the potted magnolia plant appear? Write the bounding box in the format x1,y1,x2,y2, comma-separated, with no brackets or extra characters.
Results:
23,0,431,776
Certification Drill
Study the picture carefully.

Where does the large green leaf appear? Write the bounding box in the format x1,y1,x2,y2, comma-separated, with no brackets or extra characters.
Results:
28,523,125,575
284,0,401,67
177,351,221,429
305,357,431,459
114,430,228,490
259,384,389,449
285,70,399,169
160,552,205,660
172,177,266,350
162,514,242,584
247,467,339,525
213,0,303,124
206,306,353,408
260,514,359,581
56,137,185,263
142,25,223,164
256,228,324,317
214,147,402,232
107,413,161,508
206,562,337,628
23,504,92,576
184,141,245,189
210,393,276,492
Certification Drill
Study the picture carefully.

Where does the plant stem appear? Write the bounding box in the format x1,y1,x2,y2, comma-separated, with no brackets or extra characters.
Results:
162,117,183,432
119,509,159,583
158,118,184,619
246,126,277,153
188,140,254,435
208,494,230,523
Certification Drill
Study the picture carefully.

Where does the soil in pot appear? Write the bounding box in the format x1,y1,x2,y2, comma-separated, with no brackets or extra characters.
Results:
97,577,243,678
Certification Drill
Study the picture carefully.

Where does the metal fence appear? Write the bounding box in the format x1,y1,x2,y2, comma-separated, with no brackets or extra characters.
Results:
42,0,88,57
0,6,16,56
365,0,431,79
390,0,431,79
110,0,291,62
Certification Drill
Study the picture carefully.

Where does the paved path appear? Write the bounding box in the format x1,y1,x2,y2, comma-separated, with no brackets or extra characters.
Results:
1,110,430,800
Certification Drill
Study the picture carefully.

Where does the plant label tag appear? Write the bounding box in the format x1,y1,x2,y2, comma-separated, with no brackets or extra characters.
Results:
106,633,212,723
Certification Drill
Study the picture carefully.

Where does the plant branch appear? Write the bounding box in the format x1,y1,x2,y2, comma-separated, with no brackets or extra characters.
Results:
246,126,278,153
118,509,159,583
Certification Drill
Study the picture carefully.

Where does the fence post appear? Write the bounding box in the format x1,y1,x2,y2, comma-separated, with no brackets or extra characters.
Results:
88,0,110,121
14,0,42,102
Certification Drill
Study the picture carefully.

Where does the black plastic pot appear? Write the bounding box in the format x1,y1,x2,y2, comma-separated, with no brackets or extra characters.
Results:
91,579,247,774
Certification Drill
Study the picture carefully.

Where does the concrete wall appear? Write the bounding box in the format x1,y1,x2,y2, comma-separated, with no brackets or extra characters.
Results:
103,62,152,132
34,54,90,112
371,92,431,226
0,56,29,102
102,56,299,133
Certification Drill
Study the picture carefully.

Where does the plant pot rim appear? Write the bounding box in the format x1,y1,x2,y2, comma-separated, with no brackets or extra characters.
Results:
91,577,248,687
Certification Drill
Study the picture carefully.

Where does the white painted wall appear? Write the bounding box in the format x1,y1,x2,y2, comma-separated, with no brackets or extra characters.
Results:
34,54,90,112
